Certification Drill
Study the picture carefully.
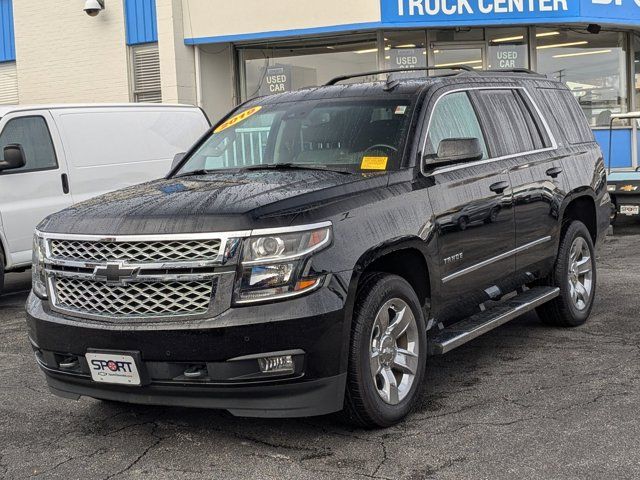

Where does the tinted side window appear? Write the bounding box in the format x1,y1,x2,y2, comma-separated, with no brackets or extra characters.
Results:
473,89,539,157
426,92,488,159
537,88,593,144
513,90,548,150
0,116,58,173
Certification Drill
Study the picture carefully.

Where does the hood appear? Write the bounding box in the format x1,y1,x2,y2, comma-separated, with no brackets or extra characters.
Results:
38,170,388,235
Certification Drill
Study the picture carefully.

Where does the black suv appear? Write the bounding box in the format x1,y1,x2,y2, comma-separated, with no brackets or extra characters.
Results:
27,68,611,427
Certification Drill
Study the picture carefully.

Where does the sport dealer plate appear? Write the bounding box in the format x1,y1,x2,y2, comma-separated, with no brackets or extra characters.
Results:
86,352,141,386
620,205,640,216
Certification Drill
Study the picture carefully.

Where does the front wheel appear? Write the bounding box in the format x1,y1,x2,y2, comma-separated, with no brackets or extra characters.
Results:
343,273,427,428
536,220,596,327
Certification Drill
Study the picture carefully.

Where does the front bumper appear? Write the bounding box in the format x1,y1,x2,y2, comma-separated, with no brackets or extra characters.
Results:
26,275,352,418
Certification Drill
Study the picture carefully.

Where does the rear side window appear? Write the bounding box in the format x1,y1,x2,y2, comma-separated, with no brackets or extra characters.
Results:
472,89,547,157
426,91,488,159
536,88,593,145
0,116,57,173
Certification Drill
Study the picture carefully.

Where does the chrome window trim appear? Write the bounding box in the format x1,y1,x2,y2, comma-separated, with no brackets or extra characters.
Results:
420,86,558,177
442,236,551,284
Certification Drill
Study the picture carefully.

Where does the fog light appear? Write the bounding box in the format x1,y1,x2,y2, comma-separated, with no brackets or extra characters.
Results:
258,355,294,374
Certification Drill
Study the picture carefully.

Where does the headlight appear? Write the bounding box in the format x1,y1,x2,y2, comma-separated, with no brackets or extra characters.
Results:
234,223,332,304
607,184,617,192
32,233,47,299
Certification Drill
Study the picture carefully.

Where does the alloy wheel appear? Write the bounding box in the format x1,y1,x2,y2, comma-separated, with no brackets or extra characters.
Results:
568,236,593,311
369,298,419,405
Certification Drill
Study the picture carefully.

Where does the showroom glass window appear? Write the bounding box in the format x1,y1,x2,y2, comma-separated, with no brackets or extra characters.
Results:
486,28,529,70
384,31,427,79
239,35,378,101
537,28,628,127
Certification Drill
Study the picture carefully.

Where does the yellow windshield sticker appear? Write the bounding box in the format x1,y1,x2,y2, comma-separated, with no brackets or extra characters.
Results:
214,106,262,133
361,156,388,171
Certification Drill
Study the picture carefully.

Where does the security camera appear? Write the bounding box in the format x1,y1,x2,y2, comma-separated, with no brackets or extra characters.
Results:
84,0,105,17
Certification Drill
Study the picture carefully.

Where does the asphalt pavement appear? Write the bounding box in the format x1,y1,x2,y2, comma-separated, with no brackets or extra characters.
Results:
1,222,639,479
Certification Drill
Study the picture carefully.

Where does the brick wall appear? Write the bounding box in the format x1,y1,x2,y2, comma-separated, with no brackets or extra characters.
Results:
13,0,130,104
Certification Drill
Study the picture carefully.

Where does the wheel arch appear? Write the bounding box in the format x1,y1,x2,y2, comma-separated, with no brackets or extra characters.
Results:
559,189,598,244
337,236,433,379
346,237,432,311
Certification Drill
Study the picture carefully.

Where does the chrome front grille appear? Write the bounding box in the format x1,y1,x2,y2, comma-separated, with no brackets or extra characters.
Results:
40,232,244,321
49,239,222,263
54,278,213,317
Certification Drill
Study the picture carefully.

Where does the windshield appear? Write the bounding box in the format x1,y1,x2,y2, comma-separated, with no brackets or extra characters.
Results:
175,98,415,175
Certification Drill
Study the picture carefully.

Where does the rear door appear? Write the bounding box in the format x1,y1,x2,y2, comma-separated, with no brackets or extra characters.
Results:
471,88,563,279
423,89,516,318
0,111,72,266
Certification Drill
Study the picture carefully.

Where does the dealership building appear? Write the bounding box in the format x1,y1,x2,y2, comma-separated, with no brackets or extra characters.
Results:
1,0,640,169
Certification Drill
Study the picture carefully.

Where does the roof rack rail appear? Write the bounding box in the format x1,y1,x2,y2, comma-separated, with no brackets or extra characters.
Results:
325,66,474,86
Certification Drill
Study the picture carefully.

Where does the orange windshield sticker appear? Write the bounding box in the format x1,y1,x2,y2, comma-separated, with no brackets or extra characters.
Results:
361,156,388,171
214,106,262,133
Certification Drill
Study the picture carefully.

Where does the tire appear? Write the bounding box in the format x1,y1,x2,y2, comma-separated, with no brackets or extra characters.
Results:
343,273,427,428
458,216,469,231
536,221,596,327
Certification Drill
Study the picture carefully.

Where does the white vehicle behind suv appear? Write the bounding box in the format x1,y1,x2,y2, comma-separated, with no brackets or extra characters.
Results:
0,104,210,293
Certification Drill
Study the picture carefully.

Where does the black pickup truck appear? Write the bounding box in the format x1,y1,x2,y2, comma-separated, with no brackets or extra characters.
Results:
27,68,611,428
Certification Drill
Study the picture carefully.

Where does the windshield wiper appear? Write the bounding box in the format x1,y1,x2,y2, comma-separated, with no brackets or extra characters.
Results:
243,163,352,174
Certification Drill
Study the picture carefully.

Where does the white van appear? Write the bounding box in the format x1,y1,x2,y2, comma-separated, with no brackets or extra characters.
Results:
0,104,210,292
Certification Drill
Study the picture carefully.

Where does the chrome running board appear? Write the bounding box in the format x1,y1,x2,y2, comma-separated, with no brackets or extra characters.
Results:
428,286,560,355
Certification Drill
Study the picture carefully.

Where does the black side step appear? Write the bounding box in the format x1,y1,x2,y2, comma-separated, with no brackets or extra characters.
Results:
428,286,560,355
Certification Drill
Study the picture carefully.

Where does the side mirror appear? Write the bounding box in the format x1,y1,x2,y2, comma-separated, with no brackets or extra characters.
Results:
0,144,26,172
171,152,186,171
424,138,483,168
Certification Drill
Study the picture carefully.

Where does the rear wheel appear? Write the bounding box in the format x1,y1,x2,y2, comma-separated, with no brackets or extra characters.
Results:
458,216,469,231
536,221,596,327
343,273,427,428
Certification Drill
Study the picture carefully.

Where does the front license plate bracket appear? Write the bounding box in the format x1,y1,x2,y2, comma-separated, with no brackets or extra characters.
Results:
85,349,149,386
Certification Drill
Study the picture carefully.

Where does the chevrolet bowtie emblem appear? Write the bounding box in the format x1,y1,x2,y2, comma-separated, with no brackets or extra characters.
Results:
621,185,638,192
93,261,139,284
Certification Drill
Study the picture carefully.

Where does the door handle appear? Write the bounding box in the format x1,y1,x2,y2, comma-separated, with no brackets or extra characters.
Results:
489,181,509,194
61,173,69,194
546,167,563,178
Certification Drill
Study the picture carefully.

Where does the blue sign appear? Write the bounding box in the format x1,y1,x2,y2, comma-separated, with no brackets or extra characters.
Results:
381,0,640,26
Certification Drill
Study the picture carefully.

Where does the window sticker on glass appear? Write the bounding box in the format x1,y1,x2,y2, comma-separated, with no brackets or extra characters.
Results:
361,156,388,170
214,106,262,133
395,105,407,115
